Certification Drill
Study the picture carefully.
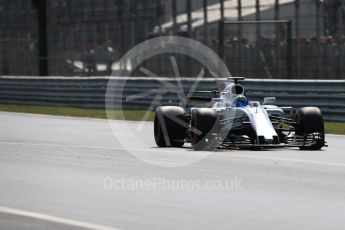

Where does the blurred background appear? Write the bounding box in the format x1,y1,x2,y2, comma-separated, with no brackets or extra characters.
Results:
0,0,344,79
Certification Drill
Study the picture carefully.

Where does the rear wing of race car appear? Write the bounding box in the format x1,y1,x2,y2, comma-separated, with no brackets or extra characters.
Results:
184,89,220,109
186,77,245,106
186,90,219,102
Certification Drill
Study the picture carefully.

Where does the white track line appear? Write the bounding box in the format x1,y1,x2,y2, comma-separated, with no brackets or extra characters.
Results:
0,140,191,155
0,111,152,124
1,141,345,168
0,141,137,152
0,206,121,230
327,133,345,137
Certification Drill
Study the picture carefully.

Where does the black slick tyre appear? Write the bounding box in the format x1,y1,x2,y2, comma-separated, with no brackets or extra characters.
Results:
154,106,187,147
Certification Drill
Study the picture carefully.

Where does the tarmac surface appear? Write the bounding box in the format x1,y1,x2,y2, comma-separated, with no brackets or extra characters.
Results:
0,112,344,230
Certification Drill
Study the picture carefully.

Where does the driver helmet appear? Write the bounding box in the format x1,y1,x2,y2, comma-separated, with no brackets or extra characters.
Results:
235,94,248,107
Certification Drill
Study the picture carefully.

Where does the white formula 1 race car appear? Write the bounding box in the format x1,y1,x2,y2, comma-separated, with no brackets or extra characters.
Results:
154,77,326,151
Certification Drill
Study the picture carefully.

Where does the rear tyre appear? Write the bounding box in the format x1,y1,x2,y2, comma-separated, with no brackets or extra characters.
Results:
191,108,219,151
154,106,187,147
294,107,325,150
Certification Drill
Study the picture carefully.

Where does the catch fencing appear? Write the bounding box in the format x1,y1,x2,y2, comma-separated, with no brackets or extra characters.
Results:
0,76,344,121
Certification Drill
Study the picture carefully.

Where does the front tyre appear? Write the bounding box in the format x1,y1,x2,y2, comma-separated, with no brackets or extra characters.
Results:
154,106,187,147
295,107,325,150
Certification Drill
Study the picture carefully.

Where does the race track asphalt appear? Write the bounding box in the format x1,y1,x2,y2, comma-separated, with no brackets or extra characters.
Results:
0,112,344,230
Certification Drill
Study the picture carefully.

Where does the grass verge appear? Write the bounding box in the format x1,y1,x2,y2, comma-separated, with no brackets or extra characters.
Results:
0,104,344,135
323,122,345,135
0,104,154,121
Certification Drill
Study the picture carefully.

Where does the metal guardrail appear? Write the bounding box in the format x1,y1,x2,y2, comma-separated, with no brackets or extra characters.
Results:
0,76,344,121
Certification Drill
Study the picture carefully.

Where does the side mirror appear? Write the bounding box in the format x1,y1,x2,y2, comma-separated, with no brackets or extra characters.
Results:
263,97,276,105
